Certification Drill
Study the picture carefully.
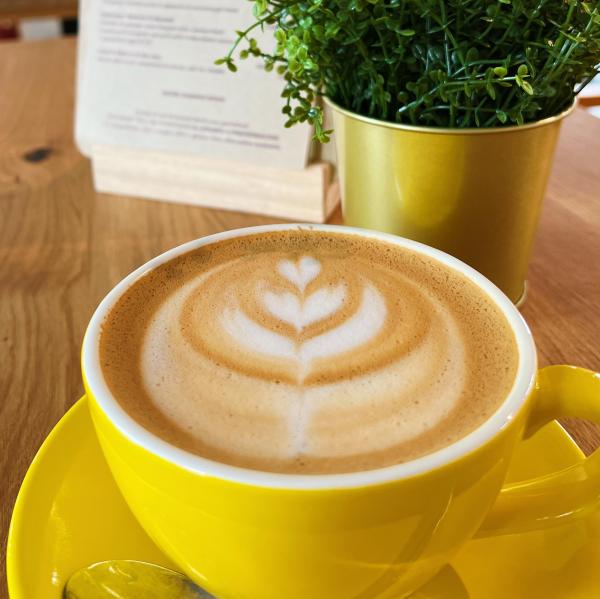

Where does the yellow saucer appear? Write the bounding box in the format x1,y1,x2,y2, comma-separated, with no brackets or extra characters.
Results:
7,398,600,598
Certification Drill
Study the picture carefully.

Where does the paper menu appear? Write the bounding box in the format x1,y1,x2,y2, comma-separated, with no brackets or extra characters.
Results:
75,0,312,170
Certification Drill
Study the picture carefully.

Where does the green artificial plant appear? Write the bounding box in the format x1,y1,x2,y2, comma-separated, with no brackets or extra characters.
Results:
218,0,600,140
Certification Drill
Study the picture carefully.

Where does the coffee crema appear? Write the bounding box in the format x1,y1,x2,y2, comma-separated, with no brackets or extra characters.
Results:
99,230,519,474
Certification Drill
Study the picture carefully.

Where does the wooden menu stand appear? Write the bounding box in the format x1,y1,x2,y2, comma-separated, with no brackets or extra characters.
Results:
76,0,340,222
90,146,339,222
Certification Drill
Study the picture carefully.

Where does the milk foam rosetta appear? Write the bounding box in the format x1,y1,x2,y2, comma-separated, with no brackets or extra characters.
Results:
99,231,519,474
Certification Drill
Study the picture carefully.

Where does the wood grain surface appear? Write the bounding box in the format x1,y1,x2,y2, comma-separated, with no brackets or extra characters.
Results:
1,38,599,596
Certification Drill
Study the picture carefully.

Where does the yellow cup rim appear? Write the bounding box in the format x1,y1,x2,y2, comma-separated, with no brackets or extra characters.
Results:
324,96,576,135
82,224,537,490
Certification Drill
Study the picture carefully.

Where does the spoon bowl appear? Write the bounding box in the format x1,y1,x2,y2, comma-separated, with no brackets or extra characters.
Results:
64,560,213,599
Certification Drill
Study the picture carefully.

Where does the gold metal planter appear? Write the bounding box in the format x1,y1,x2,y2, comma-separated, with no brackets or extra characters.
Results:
329,99,575,303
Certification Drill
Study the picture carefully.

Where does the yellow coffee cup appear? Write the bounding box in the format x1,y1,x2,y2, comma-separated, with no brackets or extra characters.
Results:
82,224,600,599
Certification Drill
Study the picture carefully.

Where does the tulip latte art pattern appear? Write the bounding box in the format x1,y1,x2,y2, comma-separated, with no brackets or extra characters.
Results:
221,256,385,380
100,231,519,474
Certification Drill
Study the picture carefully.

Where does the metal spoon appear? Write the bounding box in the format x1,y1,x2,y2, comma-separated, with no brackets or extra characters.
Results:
64,560,214,598
64,559,469,598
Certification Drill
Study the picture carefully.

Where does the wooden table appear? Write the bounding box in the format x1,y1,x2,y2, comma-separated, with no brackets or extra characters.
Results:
1,38,599,596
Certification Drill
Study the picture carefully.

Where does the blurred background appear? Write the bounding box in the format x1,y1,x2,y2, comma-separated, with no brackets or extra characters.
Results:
1,1,78,40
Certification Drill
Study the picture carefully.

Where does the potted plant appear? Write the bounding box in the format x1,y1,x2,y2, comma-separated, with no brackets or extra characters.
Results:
220,0,600,303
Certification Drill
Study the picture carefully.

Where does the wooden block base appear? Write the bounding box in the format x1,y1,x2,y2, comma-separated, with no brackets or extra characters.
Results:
91,145,340,222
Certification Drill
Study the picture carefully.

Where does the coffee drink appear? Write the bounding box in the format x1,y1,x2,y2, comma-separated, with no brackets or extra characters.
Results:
99,230,518,474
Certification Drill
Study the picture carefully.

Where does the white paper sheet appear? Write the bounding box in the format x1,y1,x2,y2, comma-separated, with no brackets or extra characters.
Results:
75,0,311,170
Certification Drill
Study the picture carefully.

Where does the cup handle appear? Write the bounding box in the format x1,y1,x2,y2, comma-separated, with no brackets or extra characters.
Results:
477,365,600,537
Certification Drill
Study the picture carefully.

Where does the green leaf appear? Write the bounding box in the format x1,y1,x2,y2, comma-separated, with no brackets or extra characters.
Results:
325,22,341,37
517,64,529,77
398,29,416,37
253,0,267,18
493,66,508,77
521,81,534,95
466,47,479,62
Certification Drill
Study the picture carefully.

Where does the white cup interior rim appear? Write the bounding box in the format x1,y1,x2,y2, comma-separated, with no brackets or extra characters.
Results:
82,223,537,490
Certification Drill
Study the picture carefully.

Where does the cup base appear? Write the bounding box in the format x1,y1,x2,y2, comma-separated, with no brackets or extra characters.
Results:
515,281,528,309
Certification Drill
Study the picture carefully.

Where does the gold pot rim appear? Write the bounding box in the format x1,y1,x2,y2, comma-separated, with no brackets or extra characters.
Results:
324,96,576,135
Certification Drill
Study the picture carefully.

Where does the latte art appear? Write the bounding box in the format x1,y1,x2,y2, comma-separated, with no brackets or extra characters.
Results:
100,230,519,474
184,255,391,382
